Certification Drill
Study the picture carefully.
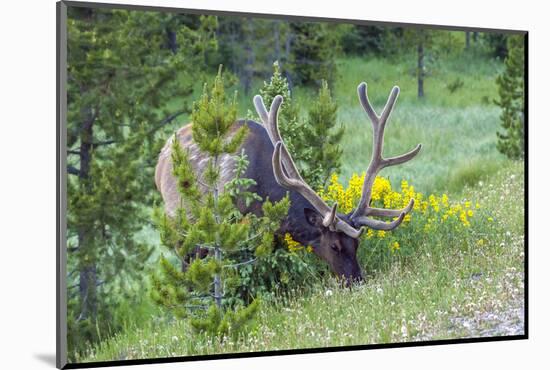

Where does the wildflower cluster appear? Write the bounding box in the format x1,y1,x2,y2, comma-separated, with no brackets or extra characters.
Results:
284,233,314,254
318,173,482,254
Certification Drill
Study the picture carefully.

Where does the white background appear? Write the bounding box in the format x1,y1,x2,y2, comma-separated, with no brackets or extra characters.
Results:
0,0,547,368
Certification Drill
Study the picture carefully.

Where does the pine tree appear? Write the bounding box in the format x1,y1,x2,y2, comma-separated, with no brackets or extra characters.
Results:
288,21,339,87
66,7,217,354
495,35,525,159
305,80,345,187
151,68,289,338
258,61,308,169
259,63,343,189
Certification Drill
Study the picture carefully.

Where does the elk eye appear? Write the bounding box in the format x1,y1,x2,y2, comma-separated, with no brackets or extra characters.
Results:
330,244,339,252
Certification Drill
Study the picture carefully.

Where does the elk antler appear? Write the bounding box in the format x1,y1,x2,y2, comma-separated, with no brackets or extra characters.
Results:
254,95,363,238
349,83,422,230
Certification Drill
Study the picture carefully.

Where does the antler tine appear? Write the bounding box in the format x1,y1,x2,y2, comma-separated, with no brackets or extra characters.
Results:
272,142,331,214
366,198,414,218
357,82,378,124
253,95,270,126
323,203,338,228
384,144,423,167
351,83,421,230
380,86,400,126
254,95,302,181
353,212,406,231
255,94,364,239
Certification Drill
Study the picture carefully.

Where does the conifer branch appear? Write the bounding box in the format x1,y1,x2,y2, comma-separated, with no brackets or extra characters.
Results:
67,165,80,176
223,258,257,268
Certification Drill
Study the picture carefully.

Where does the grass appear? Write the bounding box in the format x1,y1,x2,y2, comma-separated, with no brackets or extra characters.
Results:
317,55,505,194
337,102,506,193
165,53,505,195
78,162,524,362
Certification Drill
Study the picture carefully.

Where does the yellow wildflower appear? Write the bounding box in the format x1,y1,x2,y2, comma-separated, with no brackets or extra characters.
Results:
459,211,470,227
441,194,449,208
390,241,400,253
429,194,440,213
284,233,303,253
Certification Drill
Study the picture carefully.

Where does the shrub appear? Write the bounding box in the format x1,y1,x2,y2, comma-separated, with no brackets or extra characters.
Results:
495,35,525,160
317,173,489,273
151,68,289,339
446,77,465,94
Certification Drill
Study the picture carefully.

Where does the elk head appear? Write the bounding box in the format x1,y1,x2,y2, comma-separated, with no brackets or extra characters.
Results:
253,82,422,284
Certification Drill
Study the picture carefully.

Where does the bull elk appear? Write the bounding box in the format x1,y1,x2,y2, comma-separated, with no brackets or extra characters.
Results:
155,82,421,283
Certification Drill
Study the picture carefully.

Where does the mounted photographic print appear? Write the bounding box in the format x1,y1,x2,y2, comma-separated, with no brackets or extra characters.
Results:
56,1,527,368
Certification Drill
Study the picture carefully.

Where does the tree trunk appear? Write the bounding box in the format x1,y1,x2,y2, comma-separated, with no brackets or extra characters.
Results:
465,31,471,49
473,32,478,43
284,31,294,90
212,155,223,309
166,28,177,53
77,106,98,321
242,20,255,95
274,21,281,63
417,40,424,98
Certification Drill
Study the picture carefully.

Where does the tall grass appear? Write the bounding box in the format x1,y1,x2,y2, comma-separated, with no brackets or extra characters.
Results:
337,103,506,193
79,162,524,362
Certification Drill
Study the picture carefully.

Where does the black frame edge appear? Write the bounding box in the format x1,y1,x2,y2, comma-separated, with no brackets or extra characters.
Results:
523,32,529,339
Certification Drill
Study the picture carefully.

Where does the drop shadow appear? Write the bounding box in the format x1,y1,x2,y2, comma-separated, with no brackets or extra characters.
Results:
34,353,57,367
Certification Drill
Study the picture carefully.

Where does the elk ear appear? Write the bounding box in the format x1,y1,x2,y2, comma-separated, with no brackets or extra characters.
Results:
304,208,324,227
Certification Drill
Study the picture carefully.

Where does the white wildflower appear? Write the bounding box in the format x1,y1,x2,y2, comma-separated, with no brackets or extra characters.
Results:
325,289,333,297
401,323,408,337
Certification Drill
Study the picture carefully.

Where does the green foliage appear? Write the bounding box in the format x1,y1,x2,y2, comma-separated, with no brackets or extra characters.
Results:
66,7,217,357
259,62,310,174
483,33,509,59
288,21,340,86
305,80,344,187
495,35,525,159
152,69,289,338
339,24,385,56
259,63,344,189
446,77,465,94
191,67,244,156
230,247,327,305
190,299,261,338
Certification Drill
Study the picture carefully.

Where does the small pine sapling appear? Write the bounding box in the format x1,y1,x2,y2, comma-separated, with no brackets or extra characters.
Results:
151,67,289,338
305,80,344,188
495,35,525,159
259,63,343,190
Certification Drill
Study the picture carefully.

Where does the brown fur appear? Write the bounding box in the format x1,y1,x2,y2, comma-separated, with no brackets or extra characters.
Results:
155,123,240,217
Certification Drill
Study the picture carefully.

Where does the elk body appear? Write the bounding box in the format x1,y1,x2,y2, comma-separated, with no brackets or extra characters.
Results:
155,82,422,283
